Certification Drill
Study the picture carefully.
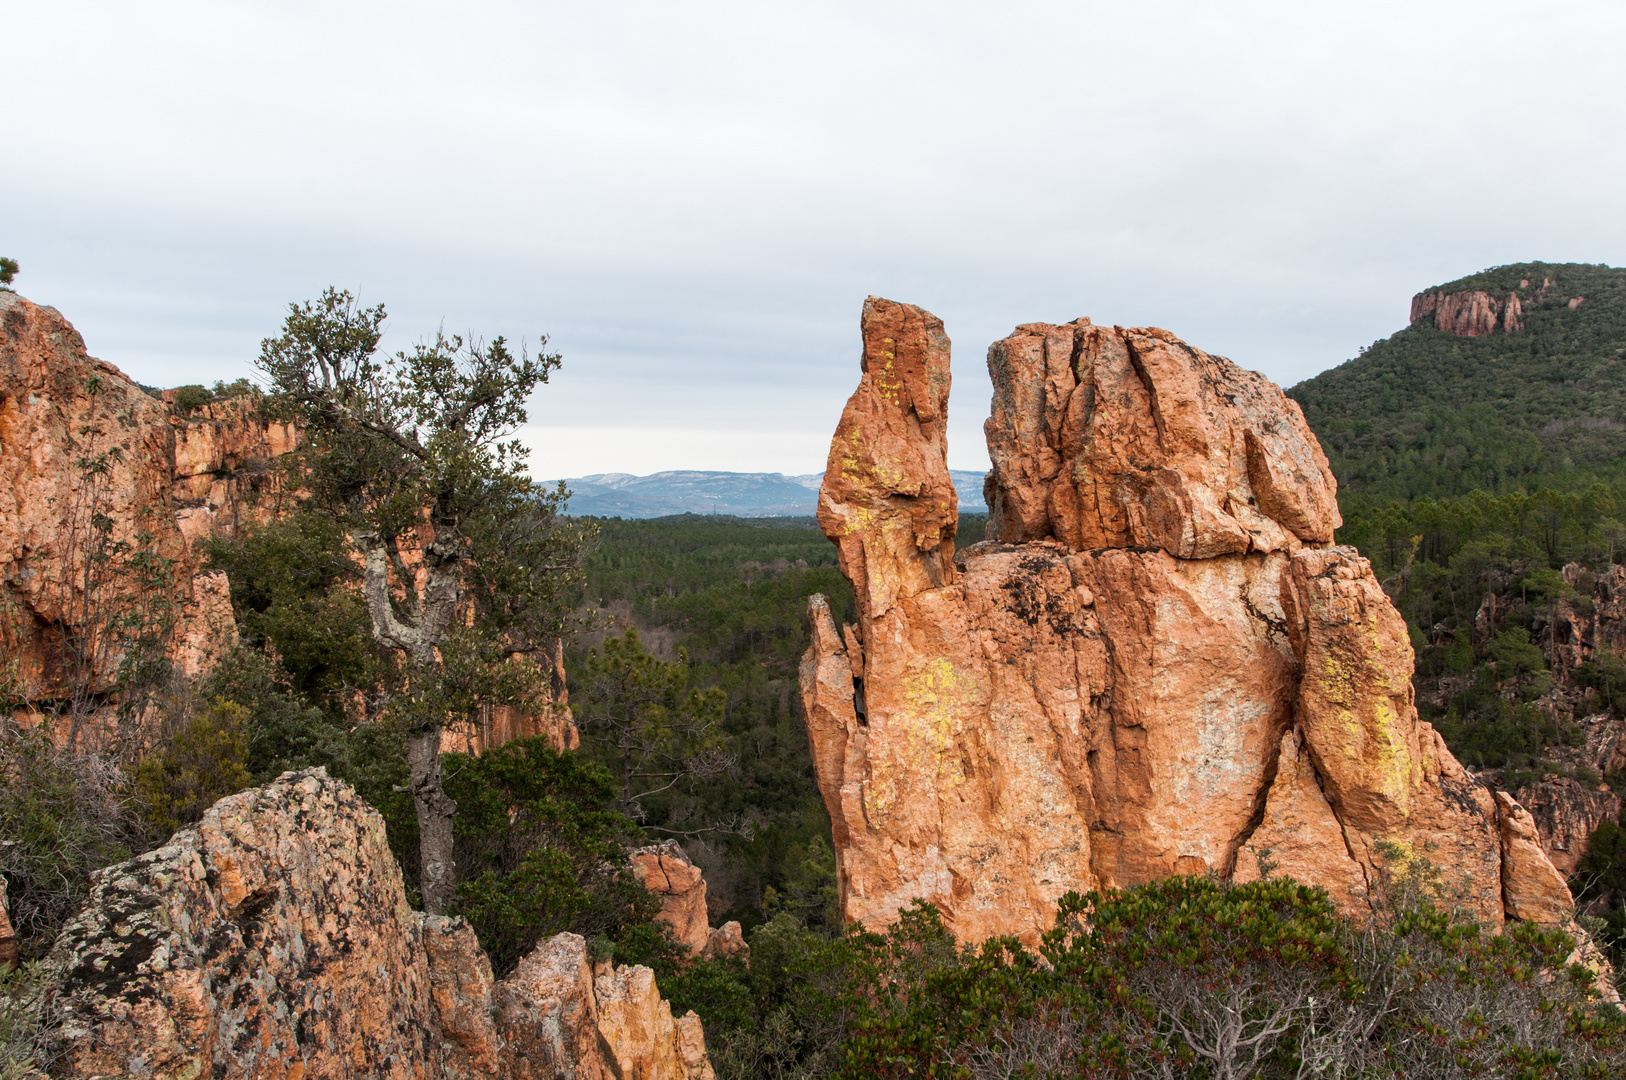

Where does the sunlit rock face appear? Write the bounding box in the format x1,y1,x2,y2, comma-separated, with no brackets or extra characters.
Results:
801,297,1573,946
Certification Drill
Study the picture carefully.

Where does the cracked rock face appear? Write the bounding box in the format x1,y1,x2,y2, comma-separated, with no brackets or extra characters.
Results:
631,841,711,955
52,769,438,1079
801,298,1574,945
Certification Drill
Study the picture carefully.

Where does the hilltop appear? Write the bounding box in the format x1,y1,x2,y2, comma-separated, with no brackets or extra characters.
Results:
1288,261,1626,512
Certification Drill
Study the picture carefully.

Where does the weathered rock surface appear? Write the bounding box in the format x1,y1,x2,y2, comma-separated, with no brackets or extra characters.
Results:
802,298,1575,944
1410,288,1525,336
51,768,713,1080
0,291,292,717
1,291,578,755
632,841,711,954
52,768,437,1078
702,921,748,962
1514,776,1623,878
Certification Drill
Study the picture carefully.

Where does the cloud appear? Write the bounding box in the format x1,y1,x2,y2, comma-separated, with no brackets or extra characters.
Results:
7,1,1624,474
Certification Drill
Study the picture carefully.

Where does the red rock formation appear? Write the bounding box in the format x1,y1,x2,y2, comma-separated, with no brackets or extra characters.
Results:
1514,776,1622,878
632,840,711,954
1,291,576,755
703,920,749,962
51,769,713,1079
0,291,292,722
802,299,1573,944
1408,288,1525,337
495,933,713,1080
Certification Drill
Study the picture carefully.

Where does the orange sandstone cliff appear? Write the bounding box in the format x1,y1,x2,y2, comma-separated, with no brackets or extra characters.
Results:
800,297,1576,945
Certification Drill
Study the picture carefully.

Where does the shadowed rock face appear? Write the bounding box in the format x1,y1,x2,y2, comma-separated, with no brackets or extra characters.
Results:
801,298,1575,945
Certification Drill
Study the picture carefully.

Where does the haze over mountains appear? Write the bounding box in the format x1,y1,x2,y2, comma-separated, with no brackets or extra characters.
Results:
555,468,989,518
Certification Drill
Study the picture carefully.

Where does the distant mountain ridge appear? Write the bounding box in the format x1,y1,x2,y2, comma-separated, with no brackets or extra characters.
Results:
553,469,990,518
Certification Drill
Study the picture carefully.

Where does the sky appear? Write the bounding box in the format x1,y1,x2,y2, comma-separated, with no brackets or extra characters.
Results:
7,1,1625,477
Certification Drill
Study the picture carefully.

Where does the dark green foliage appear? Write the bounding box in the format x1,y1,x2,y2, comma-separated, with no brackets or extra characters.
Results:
204,512,382,715
1291,262,1626,505
574,630,730,825
569,514,858,924
131,700,252,836
781,876,1624,1080
444,737,655,976
0,726,141,960
1332,485,1610,773
1576,814,1626,982
0,257,16,290
170,385,212,414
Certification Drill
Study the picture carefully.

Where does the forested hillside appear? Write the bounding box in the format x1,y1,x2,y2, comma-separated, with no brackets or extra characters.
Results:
1287,264,1626,968
1291,262,1626,513
564,513,986,931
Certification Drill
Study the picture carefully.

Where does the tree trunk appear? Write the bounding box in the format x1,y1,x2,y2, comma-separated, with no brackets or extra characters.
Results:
408,726,458,915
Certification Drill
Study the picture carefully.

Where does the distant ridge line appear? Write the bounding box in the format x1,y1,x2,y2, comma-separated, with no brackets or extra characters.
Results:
550,468,989,519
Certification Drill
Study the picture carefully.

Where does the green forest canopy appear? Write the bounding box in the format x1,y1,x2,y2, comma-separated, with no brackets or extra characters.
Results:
1289,261,1626,515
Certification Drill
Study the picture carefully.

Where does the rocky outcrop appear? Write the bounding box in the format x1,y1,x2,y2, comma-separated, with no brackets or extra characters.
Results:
440,638,580,755
1410,289,1524,336
632,841,711,954
51,768,713,1080
702,921,748,962
0,291,292,718
52,769,437,1078
1,291,578,755
802,298,1574,945
1514,777,1623,878
630,841,747,963
494,932,713,1080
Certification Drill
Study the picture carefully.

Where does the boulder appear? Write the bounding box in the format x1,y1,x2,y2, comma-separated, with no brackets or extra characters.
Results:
801,299,1575,943
702,921,748,962
631,841,710,955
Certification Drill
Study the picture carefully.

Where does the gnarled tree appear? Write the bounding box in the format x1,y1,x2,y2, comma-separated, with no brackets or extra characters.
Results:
258,288,592,913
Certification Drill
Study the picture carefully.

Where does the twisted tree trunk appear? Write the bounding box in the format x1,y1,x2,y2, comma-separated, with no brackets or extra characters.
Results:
358,530,463,915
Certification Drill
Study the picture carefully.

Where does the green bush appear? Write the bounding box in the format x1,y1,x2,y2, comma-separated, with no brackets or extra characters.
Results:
132,699,252,837
0,962,52,1080
170,384,212,414
0,725,142,960
443,736,656,976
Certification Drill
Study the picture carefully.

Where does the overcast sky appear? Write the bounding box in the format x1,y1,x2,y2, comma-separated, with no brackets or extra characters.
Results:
8,1,1624,477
